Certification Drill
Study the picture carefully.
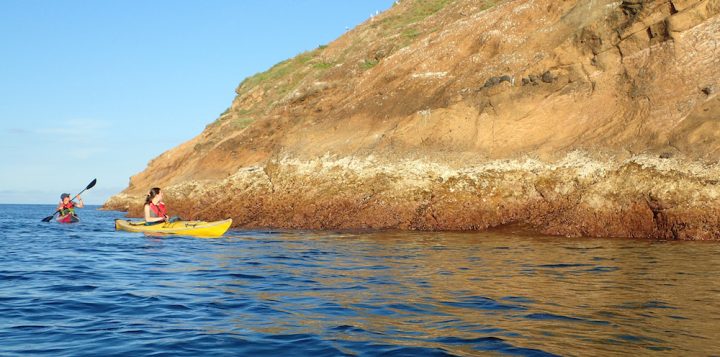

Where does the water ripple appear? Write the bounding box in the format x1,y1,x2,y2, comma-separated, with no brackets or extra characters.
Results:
1,205,720,355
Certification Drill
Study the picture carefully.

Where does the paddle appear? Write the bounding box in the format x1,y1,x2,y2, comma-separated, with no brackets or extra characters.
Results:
41,178,97,222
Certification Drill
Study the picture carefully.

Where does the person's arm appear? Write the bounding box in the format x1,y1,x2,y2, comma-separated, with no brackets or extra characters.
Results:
75,195,84,208
144,204,165,222
57,202,63,211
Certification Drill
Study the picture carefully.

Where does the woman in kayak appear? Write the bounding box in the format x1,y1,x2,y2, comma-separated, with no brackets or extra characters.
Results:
144,187,179,225
57,193,84,222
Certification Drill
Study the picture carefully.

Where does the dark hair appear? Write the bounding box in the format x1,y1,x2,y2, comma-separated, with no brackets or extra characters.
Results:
145,187,161,205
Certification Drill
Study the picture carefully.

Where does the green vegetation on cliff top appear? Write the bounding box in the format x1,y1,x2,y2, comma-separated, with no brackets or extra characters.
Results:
231,0,461,100
210,0,497,131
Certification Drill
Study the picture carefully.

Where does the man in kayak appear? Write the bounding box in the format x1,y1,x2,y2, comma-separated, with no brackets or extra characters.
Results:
57,193,84,223
144,187,180,225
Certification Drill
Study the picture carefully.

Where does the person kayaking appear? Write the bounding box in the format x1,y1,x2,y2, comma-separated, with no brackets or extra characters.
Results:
144,187,179,225
57,193,84,223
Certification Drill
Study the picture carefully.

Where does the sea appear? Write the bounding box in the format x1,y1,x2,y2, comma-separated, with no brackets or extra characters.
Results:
1,204,719,356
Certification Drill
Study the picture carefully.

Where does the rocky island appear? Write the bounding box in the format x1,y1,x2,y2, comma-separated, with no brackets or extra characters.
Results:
104,0,720,239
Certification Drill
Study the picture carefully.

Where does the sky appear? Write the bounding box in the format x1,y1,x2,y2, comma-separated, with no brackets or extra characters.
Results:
0,0,395,205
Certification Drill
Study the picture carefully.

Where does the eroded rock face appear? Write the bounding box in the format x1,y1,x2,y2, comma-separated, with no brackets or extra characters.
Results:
105,0,720,239
111,153,720,239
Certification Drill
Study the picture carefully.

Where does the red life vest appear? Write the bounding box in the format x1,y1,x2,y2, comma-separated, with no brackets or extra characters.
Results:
59,201,75,215
148,202,167,218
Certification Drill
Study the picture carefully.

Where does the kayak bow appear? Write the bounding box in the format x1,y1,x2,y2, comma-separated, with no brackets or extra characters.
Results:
57,214,79,224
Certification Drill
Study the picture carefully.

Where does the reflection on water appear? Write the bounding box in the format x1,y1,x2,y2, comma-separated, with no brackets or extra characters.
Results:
214,232,720,355
1,205,720,356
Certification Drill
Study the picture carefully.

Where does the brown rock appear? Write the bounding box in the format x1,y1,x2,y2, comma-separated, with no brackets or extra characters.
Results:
105,0,720,239
668,0,720,32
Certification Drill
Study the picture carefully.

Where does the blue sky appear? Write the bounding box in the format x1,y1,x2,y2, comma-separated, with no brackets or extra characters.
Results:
0,0,394,204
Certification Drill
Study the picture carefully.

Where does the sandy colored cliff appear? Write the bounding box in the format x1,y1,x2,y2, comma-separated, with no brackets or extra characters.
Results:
105,0,720,239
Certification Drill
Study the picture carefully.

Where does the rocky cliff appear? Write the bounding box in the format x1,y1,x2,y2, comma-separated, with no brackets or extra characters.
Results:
104,0,720,239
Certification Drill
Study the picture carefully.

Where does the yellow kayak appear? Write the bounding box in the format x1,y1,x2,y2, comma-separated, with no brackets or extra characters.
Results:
114,218,232,238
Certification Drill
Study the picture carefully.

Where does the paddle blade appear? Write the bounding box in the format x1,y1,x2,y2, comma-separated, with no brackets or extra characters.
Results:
86,178,97,190
41,215,55,222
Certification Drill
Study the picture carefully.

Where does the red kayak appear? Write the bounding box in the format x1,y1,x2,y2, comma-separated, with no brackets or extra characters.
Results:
57,214,79,224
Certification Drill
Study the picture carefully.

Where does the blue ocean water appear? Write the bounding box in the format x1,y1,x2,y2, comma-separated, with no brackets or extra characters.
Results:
1,204,719,356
